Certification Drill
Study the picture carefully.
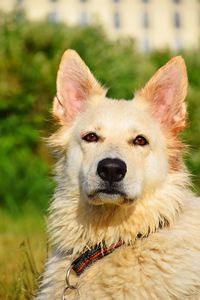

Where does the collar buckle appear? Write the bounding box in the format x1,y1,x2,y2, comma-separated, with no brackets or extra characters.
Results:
62,263,80,300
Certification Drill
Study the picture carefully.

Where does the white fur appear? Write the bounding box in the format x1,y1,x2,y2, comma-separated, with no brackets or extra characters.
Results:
36,52,200,300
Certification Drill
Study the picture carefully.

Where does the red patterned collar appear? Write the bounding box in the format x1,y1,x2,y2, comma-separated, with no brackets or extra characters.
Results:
72,240,124,276
69,221,166,277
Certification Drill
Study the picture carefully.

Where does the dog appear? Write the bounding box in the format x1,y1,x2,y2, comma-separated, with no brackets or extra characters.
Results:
36,50,200,299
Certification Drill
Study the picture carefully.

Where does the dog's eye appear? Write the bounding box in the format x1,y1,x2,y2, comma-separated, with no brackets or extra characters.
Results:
82,132,99,143
133,135,148,146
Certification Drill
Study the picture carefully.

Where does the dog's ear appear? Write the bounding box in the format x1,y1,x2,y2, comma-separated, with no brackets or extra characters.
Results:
139,56,188,134
53,49,105,124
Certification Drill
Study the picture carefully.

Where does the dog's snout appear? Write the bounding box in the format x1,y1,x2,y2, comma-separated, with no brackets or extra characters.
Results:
97,158,127,184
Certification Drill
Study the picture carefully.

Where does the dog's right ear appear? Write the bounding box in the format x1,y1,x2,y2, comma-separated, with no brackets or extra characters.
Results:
53,49,105,124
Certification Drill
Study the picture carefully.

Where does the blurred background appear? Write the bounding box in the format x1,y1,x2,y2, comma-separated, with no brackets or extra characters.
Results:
0,0,200,299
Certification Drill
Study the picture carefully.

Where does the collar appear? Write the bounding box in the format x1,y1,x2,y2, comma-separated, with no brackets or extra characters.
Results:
72,240,124,276
62,223,167,299
69,220,166,277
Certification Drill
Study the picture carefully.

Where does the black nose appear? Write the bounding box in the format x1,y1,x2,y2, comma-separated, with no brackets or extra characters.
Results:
97,158,127,184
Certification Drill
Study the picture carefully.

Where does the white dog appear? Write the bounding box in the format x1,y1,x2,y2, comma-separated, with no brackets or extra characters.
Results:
36,50,200,300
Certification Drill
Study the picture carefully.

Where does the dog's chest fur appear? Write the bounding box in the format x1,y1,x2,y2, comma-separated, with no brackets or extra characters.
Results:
38,198,200,300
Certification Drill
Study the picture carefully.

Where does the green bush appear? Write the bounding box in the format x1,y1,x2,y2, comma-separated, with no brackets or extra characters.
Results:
0,12,200,213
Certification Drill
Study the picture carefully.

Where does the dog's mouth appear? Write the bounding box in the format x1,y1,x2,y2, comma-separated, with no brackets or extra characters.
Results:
88,189,134,205
89,188,125,197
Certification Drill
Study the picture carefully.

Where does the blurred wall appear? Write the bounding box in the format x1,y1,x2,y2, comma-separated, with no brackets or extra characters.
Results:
0,0,200,51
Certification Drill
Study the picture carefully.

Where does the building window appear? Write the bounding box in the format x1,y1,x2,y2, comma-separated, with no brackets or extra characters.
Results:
80,0,87,2
48,11,60,22
173,37,182,51
79,11,89,25
113,12,121,28
142,12,150,28
142,0,149,3
173,0,181,3
174,12,181,28
113,0,120,2
16,0,24,5
141,37,151,52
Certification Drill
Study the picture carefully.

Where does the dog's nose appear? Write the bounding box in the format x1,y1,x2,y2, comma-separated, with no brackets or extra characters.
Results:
97,158,127,184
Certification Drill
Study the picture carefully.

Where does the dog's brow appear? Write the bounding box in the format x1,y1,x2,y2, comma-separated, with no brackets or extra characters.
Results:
94,126,102,131
127,128,144,135
81,126,102,135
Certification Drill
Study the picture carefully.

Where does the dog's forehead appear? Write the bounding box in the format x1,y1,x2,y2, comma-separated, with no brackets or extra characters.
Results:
79,97,155,134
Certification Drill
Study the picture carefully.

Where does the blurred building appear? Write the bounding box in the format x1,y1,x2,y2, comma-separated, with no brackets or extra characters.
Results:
0,0,200,51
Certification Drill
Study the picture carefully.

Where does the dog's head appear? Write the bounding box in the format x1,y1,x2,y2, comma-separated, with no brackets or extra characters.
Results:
51,50,188,207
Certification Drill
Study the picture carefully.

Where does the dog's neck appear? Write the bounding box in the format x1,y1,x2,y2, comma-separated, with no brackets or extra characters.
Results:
49,167,191,256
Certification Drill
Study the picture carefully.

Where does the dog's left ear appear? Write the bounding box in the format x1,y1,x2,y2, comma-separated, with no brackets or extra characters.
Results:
139,56,188,134
53,49,105,124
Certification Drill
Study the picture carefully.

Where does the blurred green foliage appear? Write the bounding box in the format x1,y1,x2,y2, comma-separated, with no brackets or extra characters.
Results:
0,12,200,213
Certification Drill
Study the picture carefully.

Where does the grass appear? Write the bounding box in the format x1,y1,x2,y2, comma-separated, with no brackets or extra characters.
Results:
0,209,48,300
